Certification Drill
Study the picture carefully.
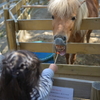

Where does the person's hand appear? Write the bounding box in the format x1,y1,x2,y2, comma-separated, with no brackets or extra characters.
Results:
49,64,58,72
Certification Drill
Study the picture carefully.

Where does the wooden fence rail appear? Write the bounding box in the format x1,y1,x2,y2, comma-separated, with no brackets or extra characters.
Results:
19,42,100,54
41,63,100,81
0,0,18,17
0,0,18,28
17,18,100,30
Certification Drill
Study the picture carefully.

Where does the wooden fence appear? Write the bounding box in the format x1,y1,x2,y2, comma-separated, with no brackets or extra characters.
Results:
0,0,19,28
4,0,100,99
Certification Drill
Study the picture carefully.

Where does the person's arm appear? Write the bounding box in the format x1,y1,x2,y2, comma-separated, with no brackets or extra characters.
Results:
32,64,58,100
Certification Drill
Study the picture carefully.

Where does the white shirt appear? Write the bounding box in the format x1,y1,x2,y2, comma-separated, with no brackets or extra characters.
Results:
31,68,54,100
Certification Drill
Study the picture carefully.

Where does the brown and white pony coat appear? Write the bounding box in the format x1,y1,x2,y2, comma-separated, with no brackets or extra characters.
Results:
48,0,98,64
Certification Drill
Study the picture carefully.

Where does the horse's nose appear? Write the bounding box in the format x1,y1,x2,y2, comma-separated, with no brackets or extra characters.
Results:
54,35,66,41
54,38,66,45
54,35,66,45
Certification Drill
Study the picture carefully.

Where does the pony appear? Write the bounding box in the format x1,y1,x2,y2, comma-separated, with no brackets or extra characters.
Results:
48,0,98,64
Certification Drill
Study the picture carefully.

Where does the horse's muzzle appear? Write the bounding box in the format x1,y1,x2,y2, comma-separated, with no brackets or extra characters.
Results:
54,38,66,45
54,35,66,45
54,35,66,56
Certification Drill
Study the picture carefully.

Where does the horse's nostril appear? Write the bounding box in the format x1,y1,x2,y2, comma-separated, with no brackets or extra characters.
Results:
54,38,66,45
54,35,66,41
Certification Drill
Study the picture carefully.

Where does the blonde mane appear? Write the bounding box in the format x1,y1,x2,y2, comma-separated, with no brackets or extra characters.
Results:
48,0,88,31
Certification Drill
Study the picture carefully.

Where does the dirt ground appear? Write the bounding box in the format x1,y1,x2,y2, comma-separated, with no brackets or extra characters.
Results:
1,8,100,66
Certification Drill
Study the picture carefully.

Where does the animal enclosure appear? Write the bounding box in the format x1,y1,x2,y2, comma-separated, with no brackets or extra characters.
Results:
4,0,100,99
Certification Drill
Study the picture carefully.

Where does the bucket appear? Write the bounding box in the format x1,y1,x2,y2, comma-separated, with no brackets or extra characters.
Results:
32,41,55,63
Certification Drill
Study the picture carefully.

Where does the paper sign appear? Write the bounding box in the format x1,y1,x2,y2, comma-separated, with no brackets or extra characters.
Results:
49,86,74,100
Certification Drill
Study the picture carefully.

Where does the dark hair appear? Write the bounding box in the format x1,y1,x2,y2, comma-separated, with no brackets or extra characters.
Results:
0,50,41,100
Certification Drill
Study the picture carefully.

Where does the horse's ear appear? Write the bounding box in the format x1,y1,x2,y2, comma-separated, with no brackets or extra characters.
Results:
79,0,85,7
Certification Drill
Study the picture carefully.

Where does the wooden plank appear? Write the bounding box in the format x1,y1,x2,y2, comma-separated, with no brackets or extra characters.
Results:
22,5,48,8
9,10,17,22
17,8,30,19
91,82,100,100
17,0,39,19
41,64,100,77
9,10,18,32
4,8,9,20
11,0,38,15
17,9,21,17
18,4,45,19
0,2,8,7
10,0,26,14
6,19,17,50
58,74,100,81
80,17,100,30
74,98,89,100
18,19,52,30
18,17,100,30
67,43,100,54
29,0,48,15
19,42,53,52
19,42,100,54
53,77,93,99
41,63,100,81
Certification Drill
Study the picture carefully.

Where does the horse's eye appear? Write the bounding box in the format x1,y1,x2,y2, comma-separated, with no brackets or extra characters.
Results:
71,17,76,20
52,16,54,19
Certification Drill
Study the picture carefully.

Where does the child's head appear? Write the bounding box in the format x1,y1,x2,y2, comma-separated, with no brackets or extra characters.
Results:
0,50,41,100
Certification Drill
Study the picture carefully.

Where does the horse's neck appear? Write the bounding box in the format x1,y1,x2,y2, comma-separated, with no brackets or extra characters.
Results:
85,0,98,17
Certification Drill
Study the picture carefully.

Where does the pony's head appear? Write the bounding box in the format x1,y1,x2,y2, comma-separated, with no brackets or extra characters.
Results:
48,0,88,55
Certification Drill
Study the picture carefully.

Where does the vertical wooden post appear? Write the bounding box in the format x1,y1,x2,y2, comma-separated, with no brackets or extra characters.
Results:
4,8,9,20
6,19,17,50
4,8,9,52
91,81,100,100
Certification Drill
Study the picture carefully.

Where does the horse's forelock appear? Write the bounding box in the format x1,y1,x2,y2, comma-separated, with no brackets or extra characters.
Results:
48,0,80,18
